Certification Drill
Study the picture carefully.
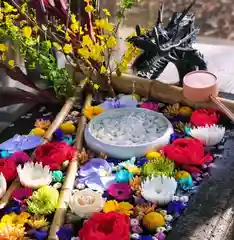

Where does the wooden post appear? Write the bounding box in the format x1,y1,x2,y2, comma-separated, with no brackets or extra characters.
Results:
111,73,234,112
48,94,93,240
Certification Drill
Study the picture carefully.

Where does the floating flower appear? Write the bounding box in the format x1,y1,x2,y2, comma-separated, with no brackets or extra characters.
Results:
103,200,133,215
179,106,193,117
163,103,180,117
162,138,213,173
17,162,52,189
34,119,51,129
100,95,138,110
11,187,33,202
27,215,49,229
141,157,174,177
35,142,75,170
143,212,165,231
8,151,30,164
60,122,76,134
134,203,157,220
130,176,142,196
0,173,6,199
27,186,59,215
118,157,141,175
141,176,177,205
190,109,220,126
107,183,132,201
190,124,225,146
83,106,104,120
0,225,27,240
0,159,17,182
116,169,133,182
167,200,186,215
146,152,161,161
30,127,45,137
79,212,130,240
140,102,158,112
69,189,105,218
78,158,115,191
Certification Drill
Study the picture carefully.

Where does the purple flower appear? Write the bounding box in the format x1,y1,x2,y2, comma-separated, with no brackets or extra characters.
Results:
154,232,166,240
78,158,115,191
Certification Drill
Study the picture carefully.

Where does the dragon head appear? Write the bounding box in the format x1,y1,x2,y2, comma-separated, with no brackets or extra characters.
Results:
127,0,201,79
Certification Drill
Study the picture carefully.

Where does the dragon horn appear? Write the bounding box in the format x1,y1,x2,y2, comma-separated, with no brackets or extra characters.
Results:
171,0,196,42
177,0,196,23
136,25,141,36
152,27,163,51
156,1,164,26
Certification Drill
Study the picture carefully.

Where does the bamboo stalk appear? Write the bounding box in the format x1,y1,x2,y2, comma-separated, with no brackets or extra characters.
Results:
111,73,234,112
48,94,92,240
0,97,76,209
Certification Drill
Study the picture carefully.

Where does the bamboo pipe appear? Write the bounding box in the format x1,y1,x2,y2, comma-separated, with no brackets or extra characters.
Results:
48,94,92,240
0,97,76,209
111,73,234,112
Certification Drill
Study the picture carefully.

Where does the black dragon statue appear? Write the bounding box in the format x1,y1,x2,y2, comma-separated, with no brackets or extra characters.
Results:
128,0,207,85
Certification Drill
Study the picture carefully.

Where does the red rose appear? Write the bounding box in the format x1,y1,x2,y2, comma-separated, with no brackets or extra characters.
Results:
190,109,219,126
79,212,130,240
162,138,212,172
0,159,17,182
34,142,75,170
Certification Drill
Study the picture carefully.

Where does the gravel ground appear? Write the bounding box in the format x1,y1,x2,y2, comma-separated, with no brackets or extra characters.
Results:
123,0,234,40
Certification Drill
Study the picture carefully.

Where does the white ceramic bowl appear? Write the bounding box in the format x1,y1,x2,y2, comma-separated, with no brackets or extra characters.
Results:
84,108,173,159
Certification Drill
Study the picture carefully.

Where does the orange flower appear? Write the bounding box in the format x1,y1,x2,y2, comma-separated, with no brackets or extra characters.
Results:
83,106,104,120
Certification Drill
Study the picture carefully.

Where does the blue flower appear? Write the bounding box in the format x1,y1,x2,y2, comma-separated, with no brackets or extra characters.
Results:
56,226,73,240
167,200,185,215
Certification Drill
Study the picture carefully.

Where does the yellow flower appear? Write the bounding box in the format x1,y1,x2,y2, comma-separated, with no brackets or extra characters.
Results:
27,216,48,229
1,54,6,61
65,32,71,41
22,26,32,38
70,22,79,33
83,106,104,120
78,47,90,59
0,44,8,52
100,65,108,74
95,18,114,32
33,25,39,32
8,60,15,68
71,14,77,24
103,200,134,215
93,83,100,90
0,13,3,20
82,35,93,48
85,5,94,13
89,43,105,62
3,2,17,13
103,8,111,16
57,24,65,32
80,27,84,35
106,35,117,48
53,42,62,51
0,225,27,240
63,44,73,54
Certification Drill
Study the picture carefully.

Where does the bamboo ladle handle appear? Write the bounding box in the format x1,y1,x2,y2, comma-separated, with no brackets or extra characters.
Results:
210,94,234,122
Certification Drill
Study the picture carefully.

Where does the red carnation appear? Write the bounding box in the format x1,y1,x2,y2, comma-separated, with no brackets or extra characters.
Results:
0,159,17,182
190,109,220,127
79,212,130,240
163,138,212,173
34,142,76,170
